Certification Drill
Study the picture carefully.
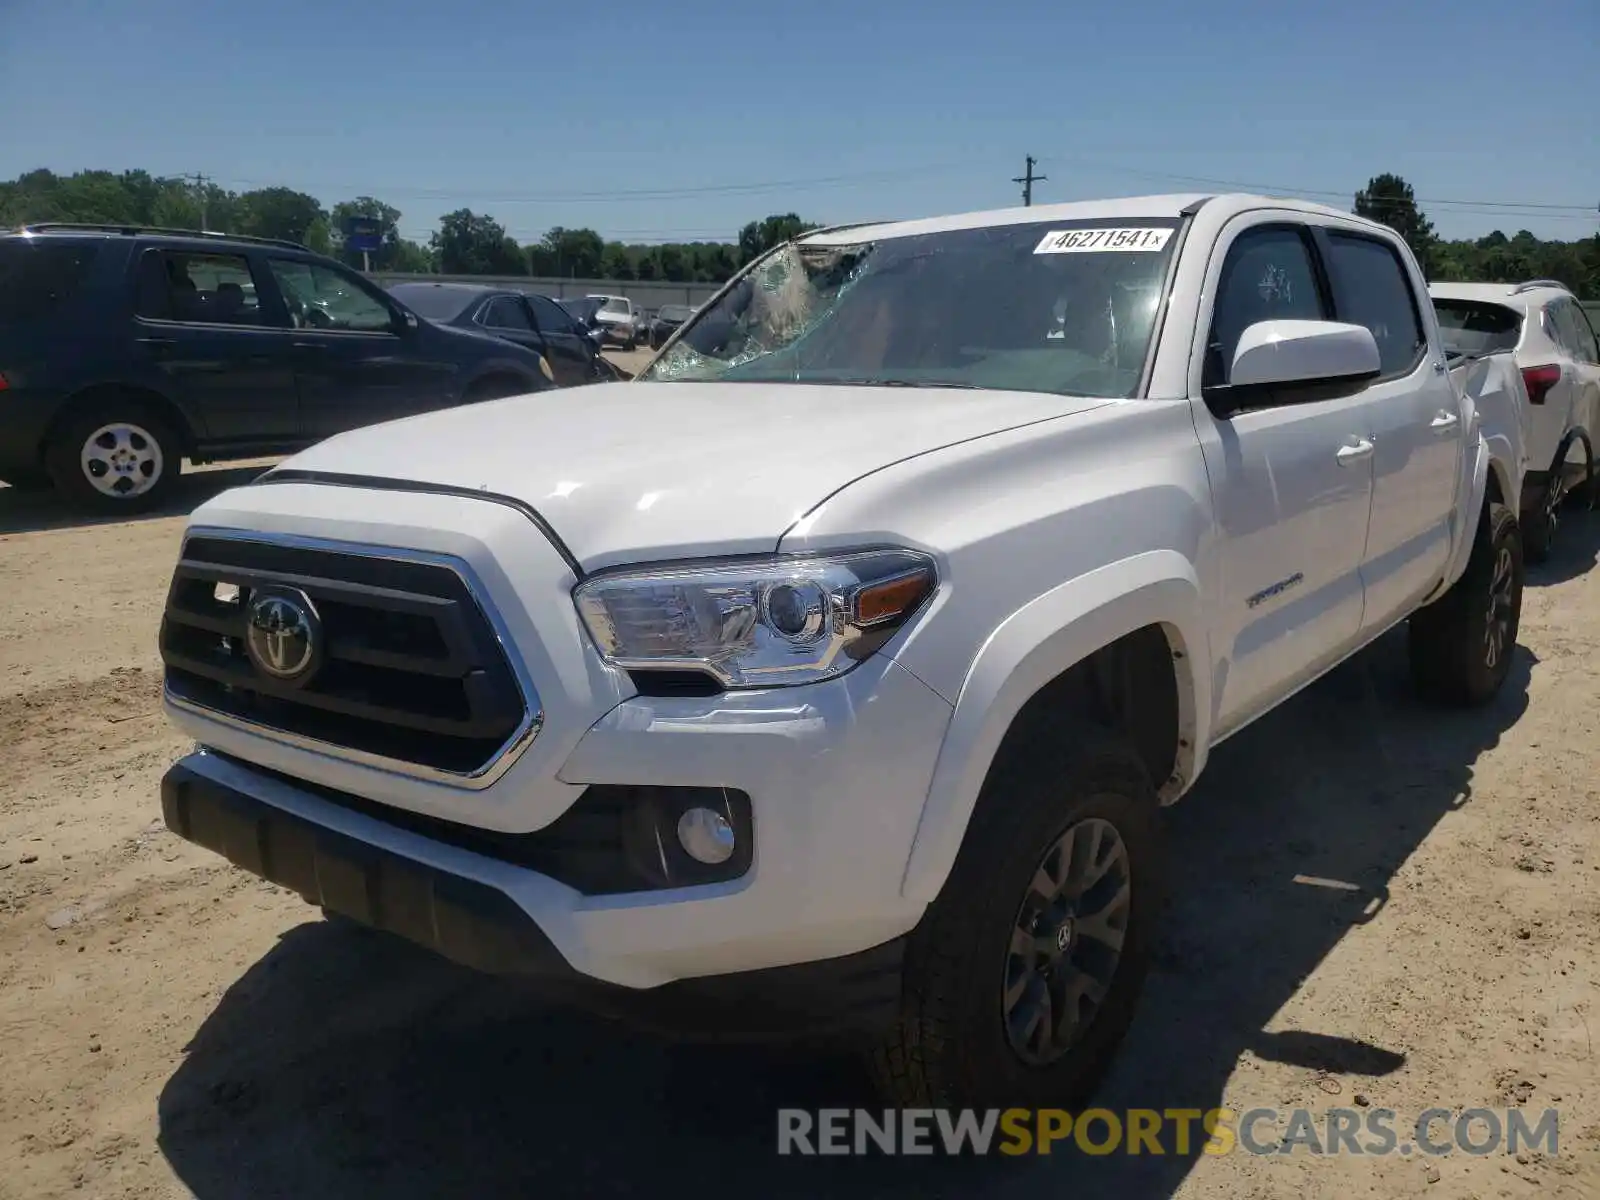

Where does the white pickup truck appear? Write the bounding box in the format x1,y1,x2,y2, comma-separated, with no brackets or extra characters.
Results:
157,193,1526,1110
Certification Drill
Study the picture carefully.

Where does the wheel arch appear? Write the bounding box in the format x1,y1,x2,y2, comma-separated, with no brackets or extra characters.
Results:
899,550,1209,904
1555,424,1594,481
464,363,542,400
42,382,199,464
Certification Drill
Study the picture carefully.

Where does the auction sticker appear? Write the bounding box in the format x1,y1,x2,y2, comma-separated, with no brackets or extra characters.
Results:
1034,227,1173,254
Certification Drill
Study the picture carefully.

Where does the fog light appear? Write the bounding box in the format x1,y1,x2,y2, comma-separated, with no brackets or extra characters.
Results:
677,806,736,865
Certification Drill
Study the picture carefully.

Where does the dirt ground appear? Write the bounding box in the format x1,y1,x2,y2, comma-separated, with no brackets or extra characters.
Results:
1,443,1598,1198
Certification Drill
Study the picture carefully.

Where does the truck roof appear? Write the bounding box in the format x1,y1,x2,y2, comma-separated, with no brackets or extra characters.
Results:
798,192,1379,246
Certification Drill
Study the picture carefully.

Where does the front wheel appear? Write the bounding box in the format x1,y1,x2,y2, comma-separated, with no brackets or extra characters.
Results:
464,374,530,404
869,738,1162,1109
1408,501,1523,706
46,403,180,514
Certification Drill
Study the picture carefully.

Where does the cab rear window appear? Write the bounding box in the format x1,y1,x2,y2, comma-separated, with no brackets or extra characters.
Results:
0,240,99,322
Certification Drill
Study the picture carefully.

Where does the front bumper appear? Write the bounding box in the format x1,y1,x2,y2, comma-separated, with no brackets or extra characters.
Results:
163,754,911,1041
159,479,954,1008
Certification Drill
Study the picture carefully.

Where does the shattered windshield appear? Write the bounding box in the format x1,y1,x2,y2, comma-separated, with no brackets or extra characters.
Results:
638,219,1181,397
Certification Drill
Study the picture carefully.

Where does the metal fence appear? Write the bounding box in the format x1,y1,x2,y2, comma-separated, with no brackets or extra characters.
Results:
371,273,723,315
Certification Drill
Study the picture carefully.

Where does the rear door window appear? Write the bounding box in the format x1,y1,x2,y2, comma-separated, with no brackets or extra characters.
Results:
1322,232,1425,377
135,250,265,326
529,294,578,334
1570,304,1600,365
0,240,99,322
480,296,534,331
1549,299,1598,364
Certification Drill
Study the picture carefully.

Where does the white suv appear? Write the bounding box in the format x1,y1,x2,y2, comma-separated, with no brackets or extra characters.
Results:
157,194,1525,1110
1430,280,1599,559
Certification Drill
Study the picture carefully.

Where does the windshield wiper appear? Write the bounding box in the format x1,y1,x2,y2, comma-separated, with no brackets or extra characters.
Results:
832,377,983,390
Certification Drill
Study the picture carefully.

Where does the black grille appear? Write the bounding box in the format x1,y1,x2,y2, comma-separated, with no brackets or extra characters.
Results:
160,536,529,775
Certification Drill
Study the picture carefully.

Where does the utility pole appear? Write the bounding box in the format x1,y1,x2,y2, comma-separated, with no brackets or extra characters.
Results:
1013,156,1045,207
181,173,211,231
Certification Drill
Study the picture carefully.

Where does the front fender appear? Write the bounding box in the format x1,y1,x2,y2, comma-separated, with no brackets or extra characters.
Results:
898,549,1209,904
466,357,547,396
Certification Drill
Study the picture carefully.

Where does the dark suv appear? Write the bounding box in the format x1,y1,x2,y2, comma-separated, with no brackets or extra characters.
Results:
0,224,553,512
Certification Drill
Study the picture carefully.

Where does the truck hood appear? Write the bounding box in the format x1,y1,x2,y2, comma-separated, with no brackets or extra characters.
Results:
271,381,1112,571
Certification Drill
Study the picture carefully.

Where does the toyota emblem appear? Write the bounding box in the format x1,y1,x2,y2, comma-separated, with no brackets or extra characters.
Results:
245,586,322,683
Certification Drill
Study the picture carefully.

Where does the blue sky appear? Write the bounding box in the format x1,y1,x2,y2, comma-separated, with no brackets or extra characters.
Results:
3,0,1596,245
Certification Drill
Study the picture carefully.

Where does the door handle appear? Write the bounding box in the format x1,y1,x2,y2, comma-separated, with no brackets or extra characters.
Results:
137,336,176,353
1429,410,1460,433
291,341,327,351
1336,438,1375,466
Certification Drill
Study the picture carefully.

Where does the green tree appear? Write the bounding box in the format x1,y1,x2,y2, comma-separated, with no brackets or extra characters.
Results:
1353,174,1437,273
531,227,604,278
737,214,818,266
600,241,635,280
304,216,333,255
430,209,525,274
656,243,687,282
390,238,435,273
237,187,326,244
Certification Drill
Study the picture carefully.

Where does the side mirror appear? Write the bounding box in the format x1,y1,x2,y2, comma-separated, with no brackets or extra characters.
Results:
1207,319,1381,417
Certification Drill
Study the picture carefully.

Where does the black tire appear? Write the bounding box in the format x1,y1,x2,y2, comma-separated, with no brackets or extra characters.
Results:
45,401,180,514
1521,472,1564,564
464,374,530,403
869,736,1163,1109
1407,501,1522,706
1,469,54,493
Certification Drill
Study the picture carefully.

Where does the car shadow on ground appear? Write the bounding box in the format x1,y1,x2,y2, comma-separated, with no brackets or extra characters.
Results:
156,626,1534,1199
0,465,270,535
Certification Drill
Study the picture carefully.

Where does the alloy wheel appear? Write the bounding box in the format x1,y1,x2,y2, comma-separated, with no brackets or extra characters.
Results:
1484,544,1516,671
79,422,164,499
1002,815,1132,1065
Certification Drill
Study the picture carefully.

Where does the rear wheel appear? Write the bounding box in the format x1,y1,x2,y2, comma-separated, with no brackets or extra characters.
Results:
1522,471,1565,563
869,736,1162,1108
1,468,54,493
1408,501,1522,706
45,402,180,514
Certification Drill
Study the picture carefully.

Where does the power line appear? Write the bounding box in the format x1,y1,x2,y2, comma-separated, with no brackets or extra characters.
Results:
1033,156,1597,219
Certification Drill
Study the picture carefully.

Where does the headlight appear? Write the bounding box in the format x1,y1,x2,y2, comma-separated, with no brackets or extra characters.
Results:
573,549,938,688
